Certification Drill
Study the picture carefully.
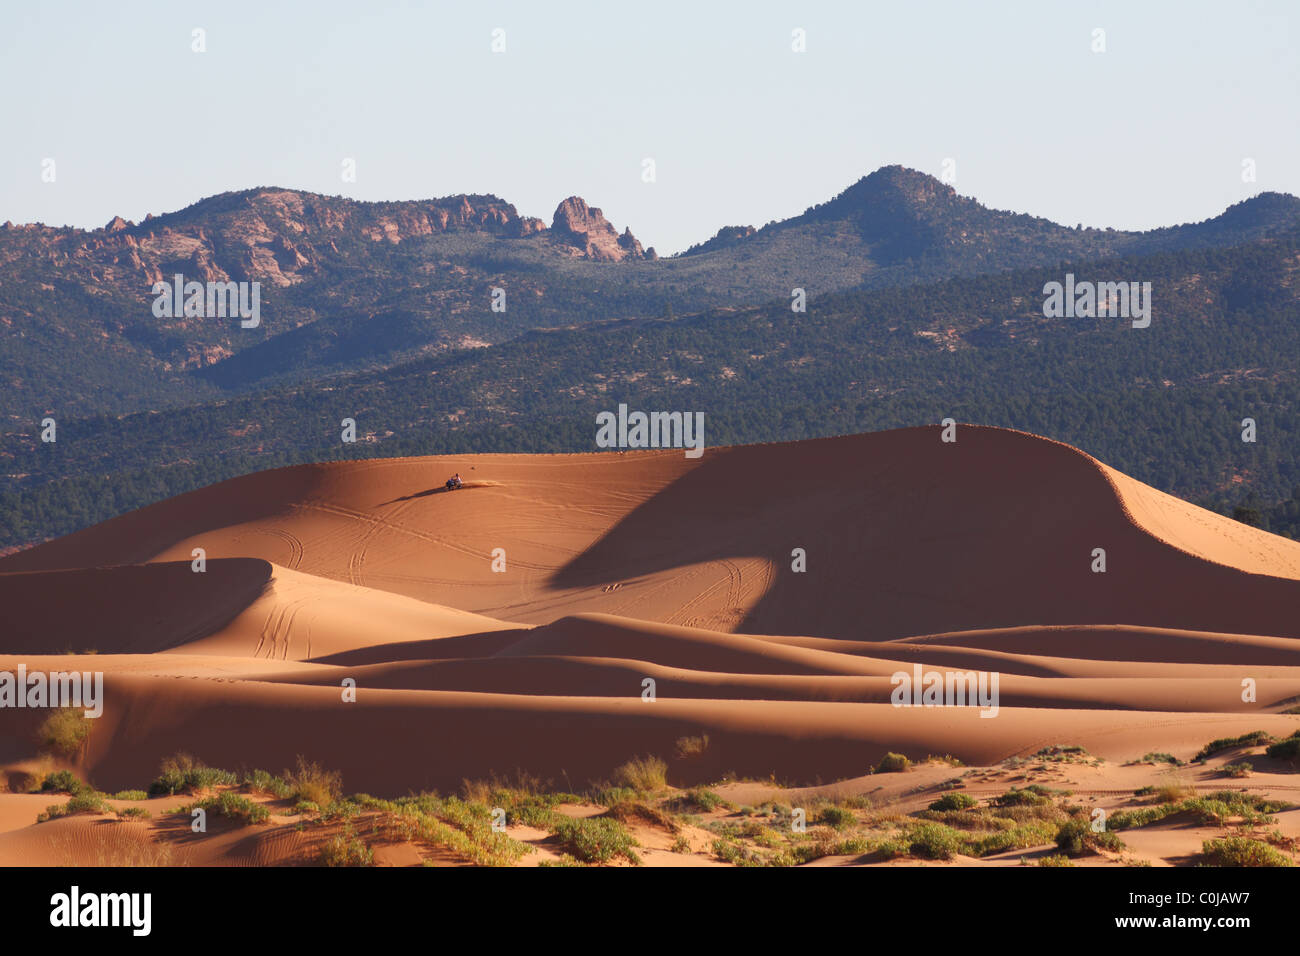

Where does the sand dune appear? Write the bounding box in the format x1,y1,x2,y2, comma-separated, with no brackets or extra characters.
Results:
3,425,1300,865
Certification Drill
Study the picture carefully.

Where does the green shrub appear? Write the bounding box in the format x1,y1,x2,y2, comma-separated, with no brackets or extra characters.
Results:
929,792,977,812
552,816,639,864
111,789,149,801
1194,732,1273,762
875,752,911,773
1265,732,1300,765
39,770,86,795
817,805,856,829
320,825,374,866
1038,854,1074,867
1222,762,1252,778
189,792,270,825
1033,745,1089,762
1200,836,1292,867
37,791,112,823
1054,818,1124,856
992,787,1051,808
908,823,963,860
1140,752,1182,766
665,788,729,814
713,838,764,866
243,769,294,799
115,806,151,820
149,754,237,795
37,709,92,759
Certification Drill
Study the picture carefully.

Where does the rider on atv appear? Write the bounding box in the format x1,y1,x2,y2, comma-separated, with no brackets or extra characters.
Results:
446,472,463,491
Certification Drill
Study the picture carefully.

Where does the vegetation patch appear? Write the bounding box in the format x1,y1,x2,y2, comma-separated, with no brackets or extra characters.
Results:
1200,836,1293,867
1194,732,1273,762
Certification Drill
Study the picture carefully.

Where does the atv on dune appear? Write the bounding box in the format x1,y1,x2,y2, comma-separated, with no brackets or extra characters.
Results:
445,475,463,491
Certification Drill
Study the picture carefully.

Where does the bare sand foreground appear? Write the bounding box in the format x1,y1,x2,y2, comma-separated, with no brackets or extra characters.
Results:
2,424,1299,867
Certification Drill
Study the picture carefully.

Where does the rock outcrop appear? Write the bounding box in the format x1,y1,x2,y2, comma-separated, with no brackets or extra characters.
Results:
550,197,645,262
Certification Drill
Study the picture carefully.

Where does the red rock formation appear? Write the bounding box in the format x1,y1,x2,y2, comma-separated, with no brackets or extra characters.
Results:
550,197,644,262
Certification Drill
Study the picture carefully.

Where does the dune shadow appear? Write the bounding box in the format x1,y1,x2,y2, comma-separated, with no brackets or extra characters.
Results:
0,558,274,654
548,428,1300,642
379,484,490,506
308,627,530,666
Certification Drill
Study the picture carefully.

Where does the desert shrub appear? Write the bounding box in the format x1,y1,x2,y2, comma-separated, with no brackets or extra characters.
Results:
929,792,977,812
115,806,151,820
37,791,111,823
713,839,765,866
667,788,728,813
189,792,270,825
908,823,963,860
817,805,856,829
243,769,293,799
674,735,710,758
36,709,92,759
992,787,1051,808
1033,745,1089,762
368,794,529,866
39,770,86,795
284,757,342,806
1140,752,1182,766
1108,803,1181,830
1055,818,1125,856
612,756,668,792
1054,819,1089,856
790,835,870,863
111,789,149,801
1154,783,1194,803
867,837,909,860
670,835,692,853
552,816,640,864
1183,791,1287,826
1200,836,1292,867
1038,854,1074,867
875,752,911,773
1221,762,1252,779
149,754,237,795
593,786,639,808
1265,732,1300,765
1194,732,1273,762
320,825,374,867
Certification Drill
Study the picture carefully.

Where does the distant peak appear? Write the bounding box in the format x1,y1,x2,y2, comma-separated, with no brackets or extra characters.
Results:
835,165,958,206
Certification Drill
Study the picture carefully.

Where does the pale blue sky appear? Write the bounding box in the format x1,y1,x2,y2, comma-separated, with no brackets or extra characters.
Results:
2,0,1296,254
